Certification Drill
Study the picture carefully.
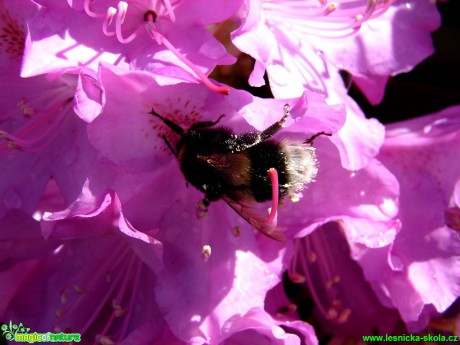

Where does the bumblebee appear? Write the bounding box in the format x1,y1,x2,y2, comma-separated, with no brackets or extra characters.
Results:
150,104,329,241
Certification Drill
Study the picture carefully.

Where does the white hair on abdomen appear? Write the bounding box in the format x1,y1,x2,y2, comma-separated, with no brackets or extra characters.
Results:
280,139,318,197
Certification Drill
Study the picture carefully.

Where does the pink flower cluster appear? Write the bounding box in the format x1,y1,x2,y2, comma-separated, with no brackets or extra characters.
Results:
1,0,459,344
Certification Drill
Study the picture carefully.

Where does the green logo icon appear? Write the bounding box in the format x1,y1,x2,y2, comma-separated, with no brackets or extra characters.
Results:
2,321,30,341
1,321,81,343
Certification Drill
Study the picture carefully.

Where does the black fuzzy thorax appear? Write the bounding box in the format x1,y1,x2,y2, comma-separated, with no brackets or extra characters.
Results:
177,127,234,201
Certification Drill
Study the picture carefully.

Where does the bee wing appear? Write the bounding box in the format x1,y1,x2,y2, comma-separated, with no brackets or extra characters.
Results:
222,194,286,242
199,152,250,186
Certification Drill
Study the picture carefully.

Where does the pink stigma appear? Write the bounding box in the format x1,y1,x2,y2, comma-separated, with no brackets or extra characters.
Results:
266,168,279,225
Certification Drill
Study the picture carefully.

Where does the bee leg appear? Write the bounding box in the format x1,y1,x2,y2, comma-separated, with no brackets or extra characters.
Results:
149,108,184,135
230,104,291,152
190,114,225,130
196,197,210,219
258,104,291,142
305,131,332,145
196,194,211,211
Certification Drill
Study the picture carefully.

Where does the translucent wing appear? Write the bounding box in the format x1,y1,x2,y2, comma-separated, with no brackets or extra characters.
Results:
222,194,286,242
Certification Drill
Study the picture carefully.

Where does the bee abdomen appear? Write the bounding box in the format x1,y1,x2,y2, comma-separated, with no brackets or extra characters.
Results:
248,141,289,202
248,140,318,202
282,141,318,193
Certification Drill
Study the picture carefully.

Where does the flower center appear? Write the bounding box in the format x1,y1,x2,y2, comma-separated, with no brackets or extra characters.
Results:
0,81,74,155
288,227,352,323
53,241,144,344
0,4,25,61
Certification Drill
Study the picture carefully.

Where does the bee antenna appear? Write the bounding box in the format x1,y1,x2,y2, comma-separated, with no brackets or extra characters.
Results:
149,108,184,135
305,131,332,145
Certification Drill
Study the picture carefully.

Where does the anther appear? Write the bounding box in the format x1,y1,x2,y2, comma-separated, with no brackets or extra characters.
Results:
196,200,208,219
324,2,337,15
288,271,306,284
289,192,302,203
327,307,338,320
307,250,317,263
201,245,212,261
97,335,115,345
73,285,86,294
103,8,117,36
337,308,351,323
17,98,35,117
112,299,127,317
232,226,241,238
277,303,298,315
60,291,68,305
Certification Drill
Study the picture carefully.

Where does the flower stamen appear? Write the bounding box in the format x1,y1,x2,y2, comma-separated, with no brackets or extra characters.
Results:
263,0,394,39
161,0,176,22
288,227,351,323
146,23,230,95
115,2,145,43
102,7,117,36
0,97,73,155
81,1,229,94
84,0,106,18
201,244,212,262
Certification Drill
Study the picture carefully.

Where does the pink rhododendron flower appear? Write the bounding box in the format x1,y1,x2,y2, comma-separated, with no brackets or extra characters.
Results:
231,0,440,103
0,165,317,344
0,1,102,217
276,107,460,337
22,0,242,94
85,63,398,242
366,106,460,331
230,0,441,170
0,184,173,344
216,308,318,345
1,0,456,343
78,64,401,341
284,221,400,336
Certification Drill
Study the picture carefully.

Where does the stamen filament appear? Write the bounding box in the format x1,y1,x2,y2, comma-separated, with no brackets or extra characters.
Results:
94,253,136,345
0,98,73,154
103,8,117,36
80,1,225,94
115,2,145,43
298,239,331,318
60,244,129,333
162,0,176,22
290,227,350,323
146,23,230,95
263,0,393,38
84,0,105,18
116,260,143,340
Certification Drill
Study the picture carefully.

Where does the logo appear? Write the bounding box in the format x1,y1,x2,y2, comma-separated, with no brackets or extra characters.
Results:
1,321,81,343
